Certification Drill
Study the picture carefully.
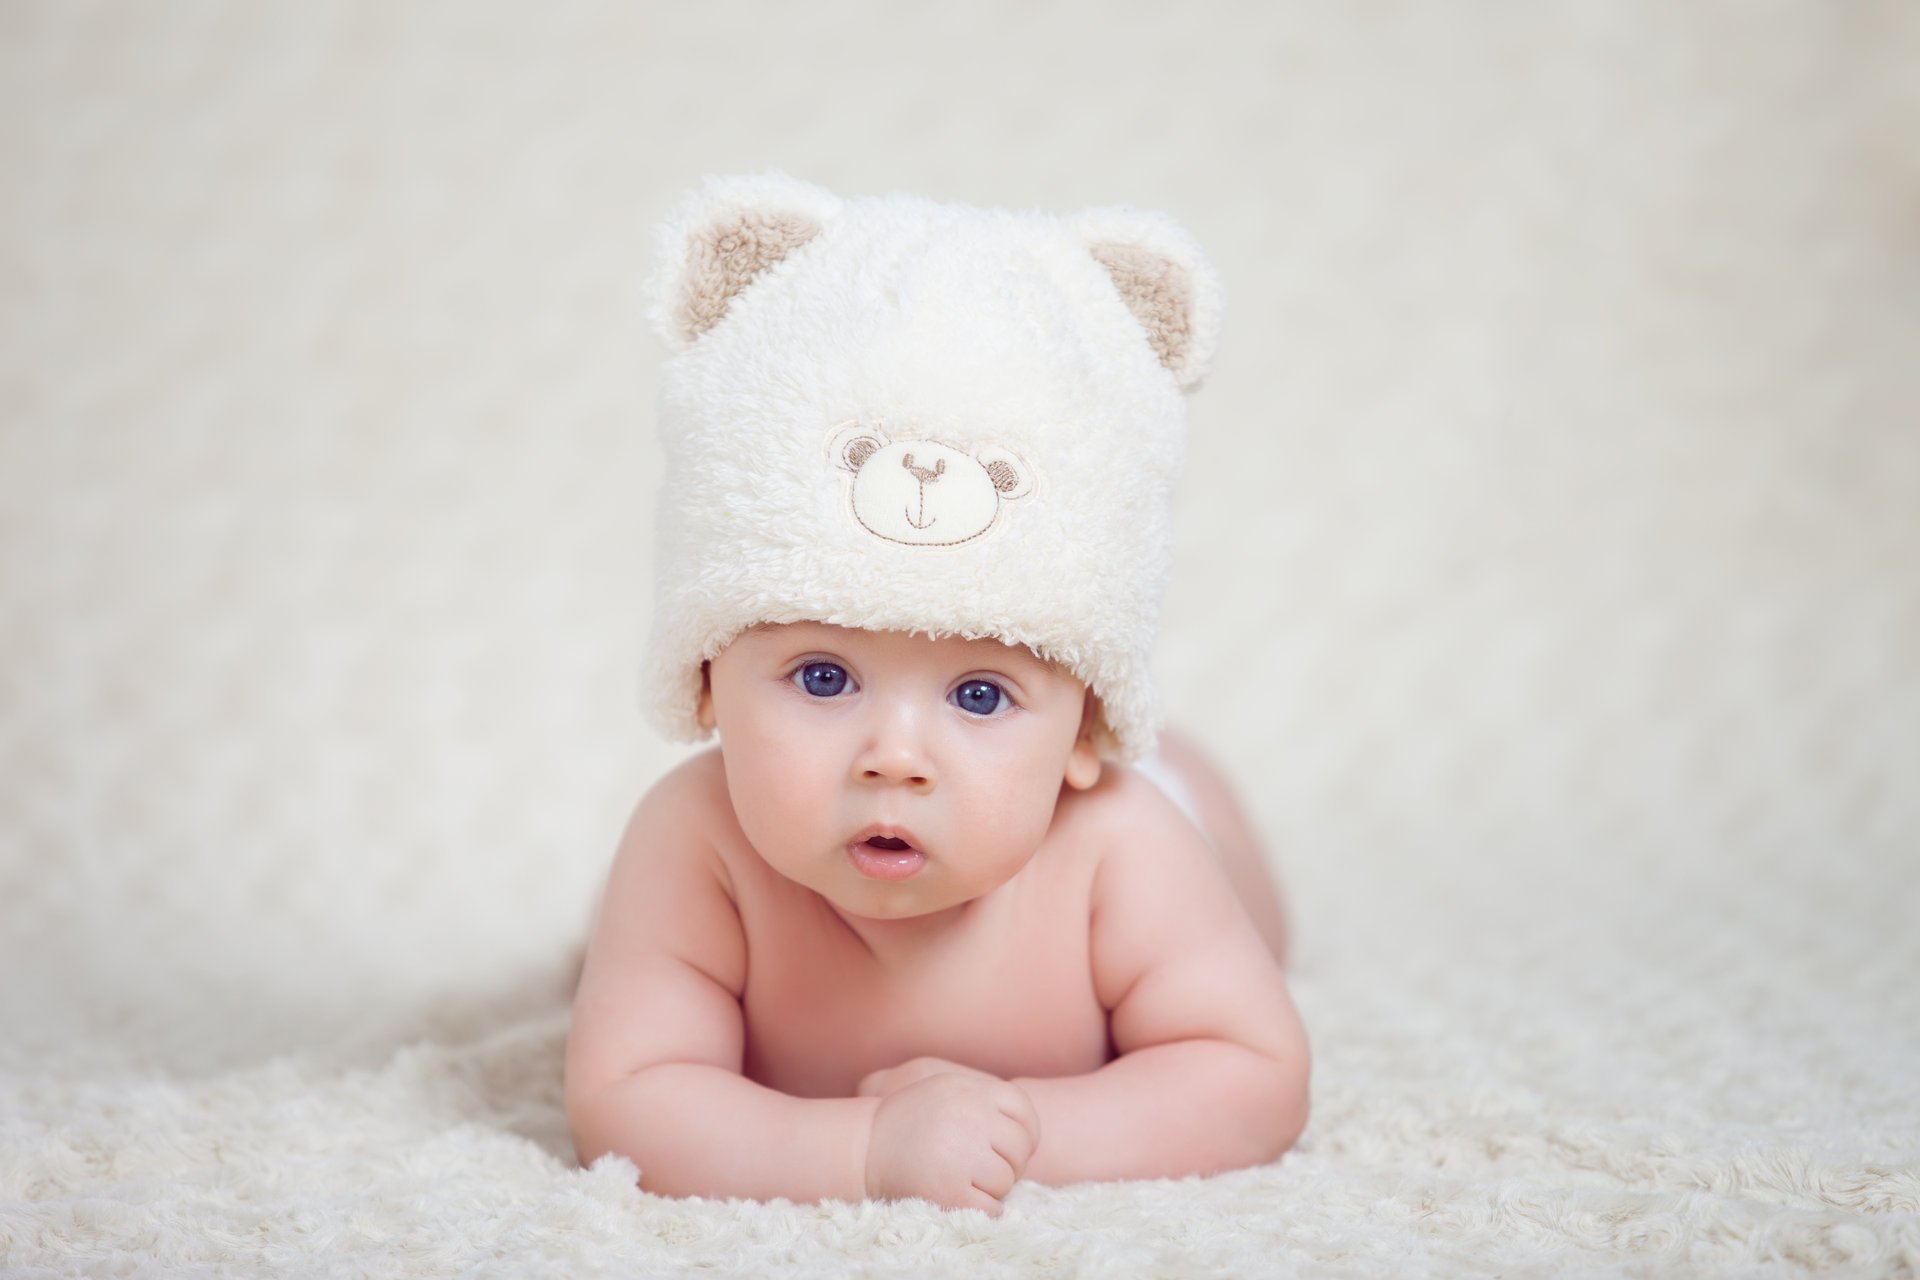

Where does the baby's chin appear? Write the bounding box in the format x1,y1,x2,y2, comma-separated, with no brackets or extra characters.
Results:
827,890,971,925
822,874,1011,926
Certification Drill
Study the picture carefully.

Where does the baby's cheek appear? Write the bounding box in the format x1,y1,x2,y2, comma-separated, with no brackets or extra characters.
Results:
971,790,1057,869
727,754,828,855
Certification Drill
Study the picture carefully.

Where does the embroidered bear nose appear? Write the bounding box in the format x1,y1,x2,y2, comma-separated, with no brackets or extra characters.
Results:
901,453,946,484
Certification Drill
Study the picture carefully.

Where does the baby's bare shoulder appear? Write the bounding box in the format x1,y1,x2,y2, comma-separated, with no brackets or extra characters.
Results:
634,745,731,821
570,749,751,1104
1055,763,1209,862
1070,764,1274,996
610,750,736,871
1037,763,1220,917
592,749,746,978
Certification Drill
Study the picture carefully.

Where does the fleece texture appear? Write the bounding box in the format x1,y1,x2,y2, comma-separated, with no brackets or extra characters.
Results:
642,176,1221,760
3,4,1917,1278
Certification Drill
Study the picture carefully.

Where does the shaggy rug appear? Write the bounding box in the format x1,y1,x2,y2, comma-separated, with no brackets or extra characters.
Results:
3,3,1916,1276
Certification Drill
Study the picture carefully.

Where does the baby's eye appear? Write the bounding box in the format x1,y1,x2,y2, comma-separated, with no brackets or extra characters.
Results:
951,679,1007,717
793,662,852,698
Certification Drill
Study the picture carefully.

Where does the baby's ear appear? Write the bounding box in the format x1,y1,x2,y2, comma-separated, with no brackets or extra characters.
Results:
1072,207,1224,392
1064,692,1105,791
649,173,842,347
695,661,716,731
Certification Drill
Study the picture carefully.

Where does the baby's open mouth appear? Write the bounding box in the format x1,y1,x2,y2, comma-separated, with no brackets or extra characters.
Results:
848,832,926,881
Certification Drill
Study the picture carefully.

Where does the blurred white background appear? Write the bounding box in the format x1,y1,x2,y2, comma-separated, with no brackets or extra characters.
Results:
2,1,1915,1075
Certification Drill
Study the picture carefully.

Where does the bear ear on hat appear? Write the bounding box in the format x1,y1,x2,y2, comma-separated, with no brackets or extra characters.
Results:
1072,207,1224,393
649,173,843,347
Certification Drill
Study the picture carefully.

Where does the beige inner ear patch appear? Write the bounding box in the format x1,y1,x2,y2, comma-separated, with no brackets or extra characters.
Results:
1090,242,1192,376
680,211,821,341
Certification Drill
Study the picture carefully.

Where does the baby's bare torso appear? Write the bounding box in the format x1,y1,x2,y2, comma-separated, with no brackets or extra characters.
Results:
708,777,1118,1098
566,744,1307,1205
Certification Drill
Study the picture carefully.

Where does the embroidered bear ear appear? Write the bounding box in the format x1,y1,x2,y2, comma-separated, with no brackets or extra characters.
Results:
974,445,1034,501
827,422,886,472
1072,207,1224,393
649,173,843,347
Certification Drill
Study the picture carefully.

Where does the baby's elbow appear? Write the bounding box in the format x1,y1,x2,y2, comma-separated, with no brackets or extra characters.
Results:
565,1088,616,1170
564,1068,645,1174
1190,1048,1308,1176
1249,1044,1311,1165
1268,1072,1309,1160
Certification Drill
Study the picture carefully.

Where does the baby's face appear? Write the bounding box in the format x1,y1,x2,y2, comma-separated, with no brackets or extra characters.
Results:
701,622,1100,922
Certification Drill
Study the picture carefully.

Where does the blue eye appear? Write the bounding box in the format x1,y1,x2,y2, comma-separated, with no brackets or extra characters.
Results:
795,662,850,698
952,680,1005,717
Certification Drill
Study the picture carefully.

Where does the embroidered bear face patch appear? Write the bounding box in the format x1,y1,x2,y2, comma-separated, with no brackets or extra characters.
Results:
828,424,1034,547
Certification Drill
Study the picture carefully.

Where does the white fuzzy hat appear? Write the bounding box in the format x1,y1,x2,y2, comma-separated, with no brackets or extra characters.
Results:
641,174,1222,761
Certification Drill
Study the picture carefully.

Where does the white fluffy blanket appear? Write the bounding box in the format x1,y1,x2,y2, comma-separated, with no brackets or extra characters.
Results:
3,4,1916,1276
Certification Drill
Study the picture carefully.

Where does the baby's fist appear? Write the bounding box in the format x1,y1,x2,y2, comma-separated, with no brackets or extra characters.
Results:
863,1073,1040,1216
858,1056,1001,1098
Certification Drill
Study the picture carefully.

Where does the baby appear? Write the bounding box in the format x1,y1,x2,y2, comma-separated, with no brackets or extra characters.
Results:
565,176,1309,1215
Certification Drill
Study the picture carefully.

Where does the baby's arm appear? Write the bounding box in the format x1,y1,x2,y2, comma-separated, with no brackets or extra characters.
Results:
565,762,1038,1213
1015,773,1309,1185
564,775,868,1202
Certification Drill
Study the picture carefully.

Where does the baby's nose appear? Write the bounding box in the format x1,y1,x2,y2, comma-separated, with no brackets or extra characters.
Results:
854,710,936,791
857,746,934,790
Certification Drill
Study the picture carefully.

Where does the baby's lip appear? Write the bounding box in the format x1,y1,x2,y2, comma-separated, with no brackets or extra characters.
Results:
850,823,924,854
847,824,928,881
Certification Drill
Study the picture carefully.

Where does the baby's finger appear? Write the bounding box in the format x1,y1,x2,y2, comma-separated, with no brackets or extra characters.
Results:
971,1150,1019,1200
854,1066,892,1097
987,1113,1036,1173
991,1082,1042,1147
961,1182,1006,1217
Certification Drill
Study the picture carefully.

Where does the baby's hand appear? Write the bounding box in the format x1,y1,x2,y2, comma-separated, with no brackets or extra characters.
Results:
857,1055,1001,1098
863,1073,1040,1216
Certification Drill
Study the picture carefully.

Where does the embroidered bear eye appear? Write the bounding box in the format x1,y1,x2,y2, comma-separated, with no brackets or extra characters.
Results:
951,680,1005,717
795,662,851,698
